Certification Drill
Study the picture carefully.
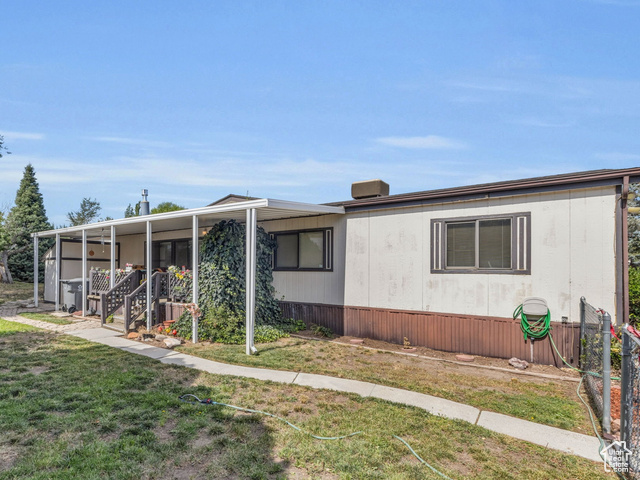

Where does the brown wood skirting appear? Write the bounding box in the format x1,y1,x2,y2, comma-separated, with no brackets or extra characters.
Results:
279,301,580,367
163,302,188,321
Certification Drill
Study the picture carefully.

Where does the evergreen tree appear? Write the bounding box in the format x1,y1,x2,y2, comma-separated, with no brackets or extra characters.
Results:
6,164,52,282
67,197,101,225
124,201,141,218
0,134,10,158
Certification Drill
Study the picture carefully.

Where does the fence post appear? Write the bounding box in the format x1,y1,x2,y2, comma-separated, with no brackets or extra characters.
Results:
602,313,612,434
621,326,632,445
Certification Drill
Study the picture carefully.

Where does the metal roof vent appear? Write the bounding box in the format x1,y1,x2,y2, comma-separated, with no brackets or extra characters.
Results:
140,189,150,216
351,179,389,200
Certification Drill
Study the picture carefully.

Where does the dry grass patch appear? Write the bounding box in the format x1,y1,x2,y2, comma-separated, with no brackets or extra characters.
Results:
178,335,593,434
0,282,43,304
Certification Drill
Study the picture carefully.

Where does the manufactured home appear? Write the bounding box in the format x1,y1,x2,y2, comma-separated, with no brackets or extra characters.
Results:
35,168,639,364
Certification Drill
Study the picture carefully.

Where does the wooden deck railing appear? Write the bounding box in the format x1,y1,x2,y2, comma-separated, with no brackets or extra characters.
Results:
99,269,193,331
90,269,128,296
99,270,144,326
123,272,189,331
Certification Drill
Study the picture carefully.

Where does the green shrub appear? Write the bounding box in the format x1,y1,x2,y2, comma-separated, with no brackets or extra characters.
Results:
280,318,306,333
170,219,307,345
310,324,333,338
198,220,282,324
174,308,304,344
175,306,242,343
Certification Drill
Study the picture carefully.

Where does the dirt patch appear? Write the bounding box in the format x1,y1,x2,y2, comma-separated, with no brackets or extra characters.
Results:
0,445,20,471
612,386,621,420
29,366,48,375
277,460,339,479
154,417,178,443
312,332,582,381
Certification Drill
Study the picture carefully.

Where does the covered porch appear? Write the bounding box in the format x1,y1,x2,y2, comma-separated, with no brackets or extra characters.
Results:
32,198,344,354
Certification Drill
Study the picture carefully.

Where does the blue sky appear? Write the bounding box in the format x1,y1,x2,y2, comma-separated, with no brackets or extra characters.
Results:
2,0,640,226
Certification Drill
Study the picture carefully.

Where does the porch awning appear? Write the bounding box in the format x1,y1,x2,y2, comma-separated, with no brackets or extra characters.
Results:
33,198,345,239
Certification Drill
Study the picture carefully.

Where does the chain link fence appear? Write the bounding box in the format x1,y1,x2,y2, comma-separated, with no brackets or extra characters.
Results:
621,326,640,477
580,297,606,419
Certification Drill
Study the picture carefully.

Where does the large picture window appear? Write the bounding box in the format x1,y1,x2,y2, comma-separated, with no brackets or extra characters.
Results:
150,239,192,270
272,228,333,271
432,213,530,274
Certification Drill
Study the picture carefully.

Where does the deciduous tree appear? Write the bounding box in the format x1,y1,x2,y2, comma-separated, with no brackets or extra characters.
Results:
0,210,12,283
150,202,185,214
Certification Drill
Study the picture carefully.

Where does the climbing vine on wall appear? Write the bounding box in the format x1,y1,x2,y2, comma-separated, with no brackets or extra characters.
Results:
198,219,282,324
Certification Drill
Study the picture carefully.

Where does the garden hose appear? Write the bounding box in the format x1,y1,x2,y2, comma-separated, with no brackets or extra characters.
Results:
179,394,453,479
513,304,551,341
512,304,624,475
513,304,621,380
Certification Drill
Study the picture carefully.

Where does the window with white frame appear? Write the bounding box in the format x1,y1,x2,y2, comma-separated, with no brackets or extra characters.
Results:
431,213,530,274
272,228,333,271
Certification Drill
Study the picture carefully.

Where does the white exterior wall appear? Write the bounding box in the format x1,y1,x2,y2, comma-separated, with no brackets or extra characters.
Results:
262,214,346,305
344,186,617,323
43,241,118,302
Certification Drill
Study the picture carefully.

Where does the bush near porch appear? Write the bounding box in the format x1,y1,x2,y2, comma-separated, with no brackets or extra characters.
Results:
174,220,305,343
174,305,305,343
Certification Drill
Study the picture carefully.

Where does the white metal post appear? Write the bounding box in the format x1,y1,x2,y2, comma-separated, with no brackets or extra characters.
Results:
146,220,152,331
192,215,199,343
33,235,39,308
81,229,87,316
55,233,60,311
245,208,257,355
110,225,116,289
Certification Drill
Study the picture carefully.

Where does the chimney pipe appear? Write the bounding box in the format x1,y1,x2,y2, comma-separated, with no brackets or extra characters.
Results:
140,189,150,215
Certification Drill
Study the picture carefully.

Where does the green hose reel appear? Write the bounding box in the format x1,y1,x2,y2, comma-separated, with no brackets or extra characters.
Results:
513,297,551,341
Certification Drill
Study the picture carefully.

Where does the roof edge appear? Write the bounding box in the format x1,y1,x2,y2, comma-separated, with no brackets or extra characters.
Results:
328,168,640,210
33,198,344,238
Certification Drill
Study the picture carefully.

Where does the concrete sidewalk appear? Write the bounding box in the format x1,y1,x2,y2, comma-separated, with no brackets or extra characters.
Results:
2,316,603,463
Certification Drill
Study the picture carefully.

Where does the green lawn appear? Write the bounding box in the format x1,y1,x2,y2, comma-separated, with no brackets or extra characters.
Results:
0,319,612,479
19,312,73,325
178,337,592,433
0,318,40,335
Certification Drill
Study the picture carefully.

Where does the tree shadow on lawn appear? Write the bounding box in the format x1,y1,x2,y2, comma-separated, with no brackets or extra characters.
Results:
0,332,290,479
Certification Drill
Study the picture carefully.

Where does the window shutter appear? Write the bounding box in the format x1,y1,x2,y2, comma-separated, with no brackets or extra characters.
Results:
514,214,531,273
431,220,444,272
270,233,275,270
325,228,332,270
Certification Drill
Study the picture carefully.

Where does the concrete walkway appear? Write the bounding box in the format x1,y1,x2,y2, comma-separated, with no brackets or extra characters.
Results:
0,313,602,463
